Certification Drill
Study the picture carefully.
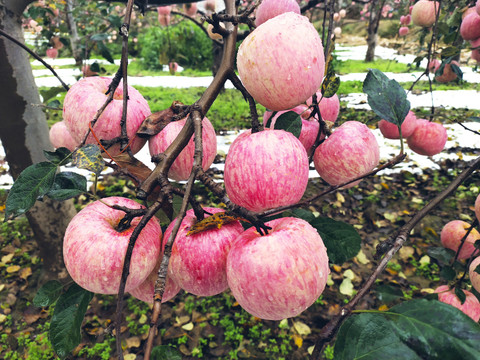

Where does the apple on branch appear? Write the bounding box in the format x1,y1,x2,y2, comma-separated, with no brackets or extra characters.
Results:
440,220,480,260
435,285,480,322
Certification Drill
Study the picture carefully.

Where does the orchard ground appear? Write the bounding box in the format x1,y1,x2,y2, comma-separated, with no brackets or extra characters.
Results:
1,40,480,358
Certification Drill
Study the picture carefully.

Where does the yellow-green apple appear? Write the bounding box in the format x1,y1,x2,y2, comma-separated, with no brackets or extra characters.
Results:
63,197,161,294
435,285,480,322
224,129,309,212
63,77,150,156
378,110,418,139
148,116,217,181
440,220,480,260
407,119,447,156
49,121,78,151
255,0,300,27
237,12,324,111
226,217,330,320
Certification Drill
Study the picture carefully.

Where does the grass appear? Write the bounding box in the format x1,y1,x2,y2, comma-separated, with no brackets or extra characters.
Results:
335,59,414,74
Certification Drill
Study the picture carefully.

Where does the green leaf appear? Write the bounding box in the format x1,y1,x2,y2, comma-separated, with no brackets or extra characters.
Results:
33,280,63,307
96,41,114,64
334,299,480,360
427,246,455,264
363,69,410,126
43,147,72,165
72,144,104,175
49,284,93,359
5,162,58,219
89,62,101,73
151,345,182,360
450,63,463,80
475,264,480,275
107,15,123,28
455,287,467,305
309,217,361,264
39,86,66,103
289,208,316,223
321,66,340,98
375,284,403,303
265,111,277,128
440,265,456,281
467,117,480,123
46,172,87,201
441,46,460,59
90,33,109,41
273,111,302,138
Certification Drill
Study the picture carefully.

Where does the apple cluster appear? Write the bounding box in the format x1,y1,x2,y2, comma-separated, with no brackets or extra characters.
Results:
461,1,480,64
378,111,447,157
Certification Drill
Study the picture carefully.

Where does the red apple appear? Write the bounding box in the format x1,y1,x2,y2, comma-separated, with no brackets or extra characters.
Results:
406,119,447,156
49,121,78,151
401,14,412,25
399,26,409,36
378,110,418,139
63,197,162,294
148,116,217,181
461,12,480,40
313,121,379,188
477,0,480,16
237,12,325,111
158,14,171,26
63,77,150,156
428,58,441,74
435,285,480,322
469,256,480,293
307,92,341,123
263,105,320,154
411,1,439,27
129,257,181,304
46,47,58,59
476,194,480,224
226,217,330,320
168,61,178,75
435,60,460,83
471,38,480,63
224,129,309,212
165,207,244,296
255,0,301,27
440,220,480,260
157,6,171,15
183,3,197,17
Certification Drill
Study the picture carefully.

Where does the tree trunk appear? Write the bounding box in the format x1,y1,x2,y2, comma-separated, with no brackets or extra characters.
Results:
0,0,77,280
65,0,82,66
365,0,382,62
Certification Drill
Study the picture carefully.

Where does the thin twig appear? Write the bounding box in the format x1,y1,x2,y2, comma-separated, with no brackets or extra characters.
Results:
228,72,262,133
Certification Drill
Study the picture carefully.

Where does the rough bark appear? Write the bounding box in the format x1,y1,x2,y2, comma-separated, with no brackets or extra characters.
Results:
365,0,383,62
0,0,77,280
65,0,82,66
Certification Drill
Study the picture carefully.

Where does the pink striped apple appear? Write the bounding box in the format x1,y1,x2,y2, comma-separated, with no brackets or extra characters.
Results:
165,207,244,296
63,197,162,294
440,220,480,260
255,0,301,27
407,119,447,156
476,194,480,223
237,12,325,111
263,105,320,154
435,285,480,322
307,92,341,123
49,121,78,151
226,217,330,320
63,77,150,156
460,12,480,41
313,121,379,188
411,0,439,27
378,110,418,139
148,116,217,181
224,129,309,212
469,256,480,293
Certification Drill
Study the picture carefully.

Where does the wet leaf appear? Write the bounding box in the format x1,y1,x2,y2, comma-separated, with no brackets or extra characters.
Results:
34,280,63,307
72,144,104,175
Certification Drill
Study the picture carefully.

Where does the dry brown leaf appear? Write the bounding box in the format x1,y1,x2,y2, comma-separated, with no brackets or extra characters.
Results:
19,267,32,280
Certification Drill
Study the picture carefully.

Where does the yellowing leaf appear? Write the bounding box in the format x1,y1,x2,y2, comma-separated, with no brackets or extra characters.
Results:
139,314,147,325
125,336,141,348
6,265,20,273
343,269,355,280
380,182,389,190
308,345,315,355
0,314,6,323
1,253,14,264
378,304,389,311
19,267,32,280
181,322,194,331
339,278,354,296
0,284,5,292
419,255,430,266
292,334,303,348
124,354,136,360
332,265,342,273
424,227,438,237
293,321,311,336
336,192,345,203
421,288,435,294
399,246,415,261
355,250,370,265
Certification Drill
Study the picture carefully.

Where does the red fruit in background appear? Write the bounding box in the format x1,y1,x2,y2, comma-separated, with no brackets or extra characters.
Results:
411,0,439,27
224,129,309,212
169,61,178,75
254,0,301,27
63,77,151,156
470,38,480,62
237,12,325,111
406,119,447,156
440,220,480,260
263,105,320,154
313,121,379,188
226,217,330,320
157,6,171,15
46,47,58,59
183,3,197,17
165,208,244,296
49,121,78,151
63,197,162,294
148,116,217,181
460,12,480,40
469,256,480,294
399,26,409,36
435,61,460,83
82,64,98,77
339,9,346,18
435,285,480,322
477,0,480,16
428,58,441,74
51,36,64,50
378,110,418,139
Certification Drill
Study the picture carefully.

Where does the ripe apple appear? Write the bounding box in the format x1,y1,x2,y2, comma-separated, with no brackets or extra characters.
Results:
224,129,309,212
129,257,181,304
469,256,480,293
183,3,197,17
226,217,330,320
307,92,341,123
460,12,480,40
334,27,342,37
82,64,98,77
263,105,320,154
435,285,480,322
313,121,379,188
333,12,340,22
378,110,418,139
157,6,171,15
237,12,325,111
63,77,150,156
477,0,480,16
428,58,441,74
471,38,480,63
46,48,58,59
339,9,347,18
440,220,480,260
399,26,409,36
476,194,480,223
435,60,460,83
406,119,447,156
255,0,300,27
401,14,411,25
148,116,217,181
463,6,477,20
411,0,439,27
49,121,78,151
63,197,162,294
165,207,244,296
